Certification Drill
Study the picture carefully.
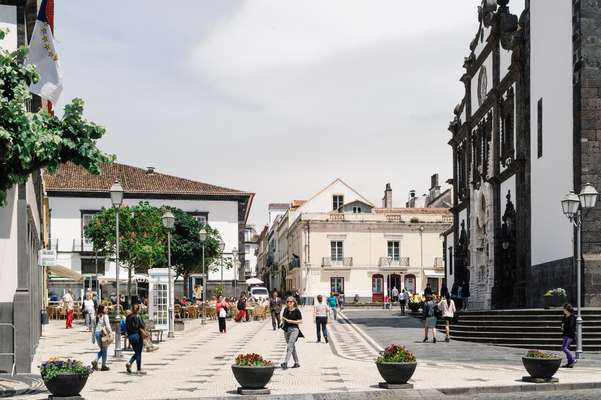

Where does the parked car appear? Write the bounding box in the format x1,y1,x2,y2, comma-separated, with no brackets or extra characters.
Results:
249,286,269,302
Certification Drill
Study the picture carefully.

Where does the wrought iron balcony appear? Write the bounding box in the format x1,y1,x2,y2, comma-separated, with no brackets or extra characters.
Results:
322,257,353,268
289,257,301,270
378,257,410,268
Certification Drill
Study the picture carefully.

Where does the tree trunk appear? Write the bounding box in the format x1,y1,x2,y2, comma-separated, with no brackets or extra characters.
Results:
183,272,189,299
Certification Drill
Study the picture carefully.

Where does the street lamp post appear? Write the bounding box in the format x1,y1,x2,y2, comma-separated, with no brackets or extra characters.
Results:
561,183,599,360
199,228,208,325
110,180,124,358
233,247,238,298
162,210,175,339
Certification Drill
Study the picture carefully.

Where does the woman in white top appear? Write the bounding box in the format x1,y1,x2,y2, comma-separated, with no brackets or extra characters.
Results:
313,295,330,343
438,294,457,342
83,292,96,333
91,304,112,371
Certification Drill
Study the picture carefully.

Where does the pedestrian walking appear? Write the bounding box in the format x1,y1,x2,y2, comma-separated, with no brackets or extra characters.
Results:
424,283,433,297
216,295,229,333
83,292,96,333
270,290,282,330
561,303,577,368
399,289,408,316
62,290,75,329
314,295,329,343
438,293,456,342
125,303,147,375
281,296,304,369
422,295,437,343
391,286,399,303
91,305,112,371
327,292,338,320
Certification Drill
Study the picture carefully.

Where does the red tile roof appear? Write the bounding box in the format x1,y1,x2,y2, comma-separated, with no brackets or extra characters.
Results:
43,162,253,197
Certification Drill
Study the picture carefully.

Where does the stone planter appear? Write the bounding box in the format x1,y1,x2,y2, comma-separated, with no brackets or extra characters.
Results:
231,365,275,389
522,357,561,379
43,373,88,397
543,295,567,309
408,302,422,312
375,362,417,384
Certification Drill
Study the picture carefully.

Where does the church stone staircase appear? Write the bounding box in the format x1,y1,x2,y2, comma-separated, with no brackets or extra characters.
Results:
437,309,601,351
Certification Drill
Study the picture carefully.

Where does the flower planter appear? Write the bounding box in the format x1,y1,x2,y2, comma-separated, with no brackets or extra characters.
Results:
231,365,275,389
43,373,88,397
543,295,567,309
375,362,417,384
408,302,422,312
522,357,561,379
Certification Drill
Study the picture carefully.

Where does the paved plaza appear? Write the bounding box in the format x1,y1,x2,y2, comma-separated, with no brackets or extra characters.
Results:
0,308,598,399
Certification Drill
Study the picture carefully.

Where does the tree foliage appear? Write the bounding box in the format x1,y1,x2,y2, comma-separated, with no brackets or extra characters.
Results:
170,208,223,277
85,202,229,299
84,202,166,273
0,29,111,205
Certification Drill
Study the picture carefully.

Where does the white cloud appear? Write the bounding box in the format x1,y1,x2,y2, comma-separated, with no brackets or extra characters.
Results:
190,1,481,78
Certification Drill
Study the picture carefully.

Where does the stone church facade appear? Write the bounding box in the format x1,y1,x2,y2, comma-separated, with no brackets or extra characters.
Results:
445,0,601,309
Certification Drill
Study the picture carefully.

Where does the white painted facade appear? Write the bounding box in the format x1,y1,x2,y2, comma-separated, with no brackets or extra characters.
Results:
529,0,574,266
47,196,241,282
0,187,19,303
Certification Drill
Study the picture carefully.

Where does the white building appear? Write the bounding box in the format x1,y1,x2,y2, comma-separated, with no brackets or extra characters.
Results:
258,179,451,301
43,162,254,298
243,225,259,278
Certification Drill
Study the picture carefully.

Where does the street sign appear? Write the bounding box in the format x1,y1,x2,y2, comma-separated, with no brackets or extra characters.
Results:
38,249,57,267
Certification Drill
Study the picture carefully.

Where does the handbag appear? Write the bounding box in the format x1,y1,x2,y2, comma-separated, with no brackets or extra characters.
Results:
101,329,114,345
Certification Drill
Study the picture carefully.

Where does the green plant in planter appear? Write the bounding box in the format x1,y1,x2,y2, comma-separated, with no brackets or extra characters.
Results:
543,288,567,297
40,358,93,382
234,353,272,367
376,344,417,363
525,350,561,359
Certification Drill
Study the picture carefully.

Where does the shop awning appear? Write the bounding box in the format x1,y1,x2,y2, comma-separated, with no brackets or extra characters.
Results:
47,265,82,281
423,269,445,278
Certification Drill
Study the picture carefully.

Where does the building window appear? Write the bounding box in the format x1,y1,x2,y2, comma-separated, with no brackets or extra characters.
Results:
387,241,400,260
81,257,105,275
81,210,99,248
331,277,344,294
189,211,209,225
245,244,251,254
332,195,344,211
330,241,343,261
352,206,362,213
537,97,543,158
152,283,168,326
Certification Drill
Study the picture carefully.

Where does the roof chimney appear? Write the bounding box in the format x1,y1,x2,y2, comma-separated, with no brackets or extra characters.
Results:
383,183,392,208
429,173,441,200
146,167,155,174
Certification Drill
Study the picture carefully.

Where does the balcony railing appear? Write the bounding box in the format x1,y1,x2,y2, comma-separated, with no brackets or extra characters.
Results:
378,257,410,268
322,257,353,268
434,257,444,268
72,239,94,253
289,258,301,270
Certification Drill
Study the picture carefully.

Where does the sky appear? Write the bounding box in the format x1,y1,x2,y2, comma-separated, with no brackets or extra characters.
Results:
55,0,525,227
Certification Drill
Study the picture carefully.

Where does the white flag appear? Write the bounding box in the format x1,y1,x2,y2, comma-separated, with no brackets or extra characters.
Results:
25,0,63,103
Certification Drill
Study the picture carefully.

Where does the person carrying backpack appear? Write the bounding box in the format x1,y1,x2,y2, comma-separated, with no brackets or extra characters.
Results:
422,295,438,343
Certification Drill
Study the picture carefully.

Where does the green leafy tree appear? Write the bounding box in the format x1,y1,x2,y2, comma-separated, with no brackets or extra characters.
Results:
84,202,165,304
0,29,112,205
169,208,226,297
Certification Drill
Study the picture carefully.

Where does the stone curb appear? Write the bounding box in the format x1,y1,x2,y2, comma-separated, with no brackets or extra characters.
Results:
144,382,601,400
438,380,601,395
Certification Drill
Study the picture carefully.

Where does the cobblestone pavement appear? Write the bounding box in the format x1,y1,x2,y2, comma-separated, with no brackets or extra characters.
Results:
11,308,601,399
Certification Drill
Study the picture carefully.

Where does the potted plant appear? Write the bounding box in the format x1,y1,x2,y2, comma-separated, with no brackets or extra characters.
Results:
543,288,567,309
40,357,93,397
231,353,274,390
522,350,561,379
375,344,417,385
